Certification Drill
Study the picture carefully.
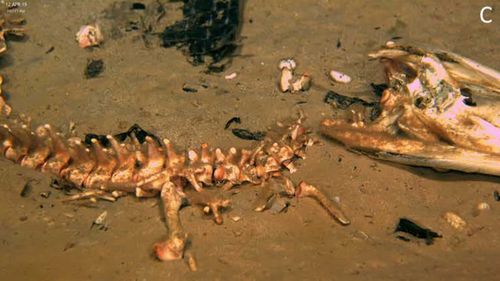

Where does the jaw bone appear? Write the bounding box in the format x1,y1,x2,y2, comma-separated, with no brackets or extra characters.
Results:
321,44,500,176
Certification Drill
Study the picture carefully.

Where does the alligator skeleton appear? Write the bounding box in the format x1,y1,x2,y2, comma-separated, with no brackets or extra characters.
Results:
3,10,498,271
0,13,349,266
322,43,500,176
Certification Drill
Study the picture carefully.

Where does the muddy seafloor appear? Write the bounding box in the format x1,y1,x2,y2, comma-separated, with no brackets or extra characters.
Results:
0,1,499,280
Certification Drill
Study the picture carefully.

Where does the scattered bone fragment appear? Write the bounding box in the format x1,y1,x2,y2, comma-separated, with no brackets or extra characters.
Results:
92,210,108,229
185,252,197,272
208,199,231,225
385,40,396,48
75,24,103,48
291,74,312,92
188,189,231,224
62,190,116,202
154,182,187,261
231,216,242,222
40,191,51,198
278,58,311,93
442,212,467,231
94,211,107,225
279,66,293,92
329,70,351,84
351,230,370,241
282,177,296,197
111,190,126,198
296,181,350,225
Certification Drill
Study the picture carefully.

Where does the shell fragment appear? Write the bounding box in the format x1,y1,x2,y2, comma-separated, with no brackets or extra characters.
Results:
329,70,351,84
224,72,237,80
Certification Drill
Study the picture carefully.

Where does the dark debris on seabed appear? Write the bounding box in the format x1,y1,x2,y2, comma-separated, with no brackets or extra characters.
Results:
323,91,383,121
161,0,242,72
85,59,104,79
222,116,266,140
394,218,442,245
231,128,266,141
224,116,241,129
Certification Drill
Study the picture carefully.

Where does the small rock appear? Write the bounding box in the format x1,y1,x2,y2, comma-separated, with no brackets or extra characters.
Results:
473,202,491,217
85,59,104,79
269,198,290,214
493,190,500,201
40,191,51,198
477,202,490,211
63,242,77,251
20,181,33,198
182,84,198,93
